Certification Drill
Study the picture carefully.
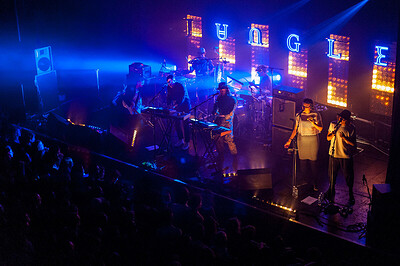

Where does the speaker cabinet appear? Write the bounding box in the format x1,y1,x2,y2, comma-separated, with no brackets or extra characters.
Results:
129,62,151,78
367,184,400,251
35,46,53,75
35,70,58,113
272,97,296,129
272,126,292,155
238,168,272,190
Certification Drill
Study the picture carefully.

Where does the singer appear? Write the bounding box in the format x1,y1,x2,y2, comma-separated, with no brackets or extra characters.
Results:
212,82,238,173
326,109,356,205
284,98,323,191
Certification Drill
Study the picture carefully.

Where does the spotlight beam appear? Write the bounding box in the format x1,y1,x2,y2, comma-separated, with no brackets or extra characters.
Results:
304,0,369,46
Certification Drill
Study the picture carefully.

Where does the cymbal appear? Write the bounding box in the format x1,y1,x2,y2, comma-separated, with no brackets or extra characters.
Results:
236,90,252,96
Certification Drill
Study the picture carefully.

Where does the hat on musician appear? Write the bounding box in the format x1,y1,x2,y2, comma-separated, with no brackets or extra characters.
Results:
199,47,206,55
256,65,267,73
217,82,229,90
337,109,352,121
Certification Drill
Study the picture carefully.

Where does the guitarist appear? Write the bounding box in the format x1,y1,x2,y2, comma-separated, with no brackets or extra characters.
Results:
112,79,143,115
111,79,145,133
212,82,238,173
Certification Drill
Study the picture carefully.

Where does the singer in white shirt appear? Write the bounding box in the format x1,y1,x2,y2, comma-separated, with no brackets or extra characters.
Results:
326,109,356,205
284,98,323,191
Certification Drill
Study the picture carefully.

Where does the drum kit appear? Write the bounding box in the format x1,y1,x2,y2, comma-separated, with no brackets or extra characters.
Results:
156,59,272,140
232,85,272,140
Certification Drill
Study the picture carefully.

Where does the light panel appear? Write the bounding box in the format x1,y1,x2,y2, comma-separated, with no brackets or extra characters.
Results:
288,49,308,90
249,24,269,48
186,15,202,72
327,34,350,61
370,42,396,116
327,34,350,107
219,37,236,72
250,23,269,81
186,15,202,38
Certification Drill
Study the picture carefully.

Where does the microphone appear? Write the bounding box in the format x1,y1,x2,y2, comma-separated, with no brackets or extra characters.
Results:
331,117,343,135
296,109,304,116
335,117,343,128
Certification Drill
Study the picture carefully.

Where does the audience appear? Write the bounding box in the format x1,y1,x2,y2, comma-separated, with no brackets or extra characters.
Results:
0,123,326,265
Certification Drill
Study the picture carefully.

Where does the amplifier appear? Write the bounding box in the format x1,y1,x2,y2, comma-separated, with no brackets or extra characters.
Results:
129,62,151,78
271,126,292,155
273,86,304,101
272,98,296,129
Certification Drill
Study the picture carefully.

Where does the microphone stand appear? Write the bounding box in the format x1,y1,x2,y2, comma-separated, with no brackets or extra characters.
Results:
149,84,168,107
328,120,342,204
148,84,168,161
363,174,372,211
190,93,218,155
291,112,302,199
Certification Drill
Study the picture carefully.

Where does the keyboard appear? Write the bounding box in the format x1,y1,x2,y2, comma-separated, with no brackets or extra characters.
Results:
142,107,190,120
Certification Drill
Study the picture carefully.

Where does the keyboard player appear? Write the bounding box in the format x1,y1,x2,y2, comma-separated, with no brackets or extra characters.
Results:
212,82,238,173
166,75,191,150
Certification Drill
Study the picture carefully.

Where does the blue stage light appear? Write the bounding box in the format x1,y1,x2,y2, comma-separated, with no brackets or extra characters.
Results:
305,0,369,46
327,38,341,59
248,27,263,46
215,23,229,40
375,46,389,66
287,34,301,52
272,72,282,86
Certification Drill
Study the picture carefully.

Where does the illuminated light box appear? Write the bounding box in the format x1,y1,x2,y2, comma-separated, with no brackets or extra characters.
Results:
326,34,350,107
219,37,236,72
186,15,202,71
250,23,269,82
370,42,396,116
288,48,308,90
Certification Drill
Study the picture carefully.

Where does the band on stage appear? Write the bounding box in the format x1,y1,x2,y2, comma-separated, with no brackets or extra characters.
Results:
111,47,356,204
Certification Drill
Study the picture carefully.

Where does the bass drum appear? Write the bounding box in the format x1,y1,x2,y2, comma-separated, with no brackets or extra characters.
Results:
233,111,253,138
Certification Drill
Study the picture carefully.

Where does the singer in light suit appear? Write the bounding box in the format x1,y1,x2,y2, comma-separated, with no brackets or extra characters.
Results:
326,109,356,205
284,98,323,191
212,82,238,173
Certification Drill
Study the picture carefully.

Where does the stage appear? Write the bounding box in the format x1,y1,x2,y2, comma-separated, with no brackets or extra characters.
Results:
24,99,388,248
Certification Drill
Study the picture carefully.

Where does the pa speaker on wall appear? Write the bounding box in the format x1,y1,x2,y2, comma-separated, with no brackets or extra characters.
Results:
35,46,54,75
237,168,272,190
272,97,296,129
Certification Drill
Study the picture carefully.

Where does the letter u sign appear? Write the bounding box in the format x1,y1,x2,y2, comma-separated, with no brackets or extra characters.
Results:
215,23,229,40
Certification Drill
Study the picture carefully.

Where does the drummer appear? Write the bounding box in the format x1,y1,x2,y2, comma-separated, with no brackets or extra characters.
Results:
255,65,272,98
